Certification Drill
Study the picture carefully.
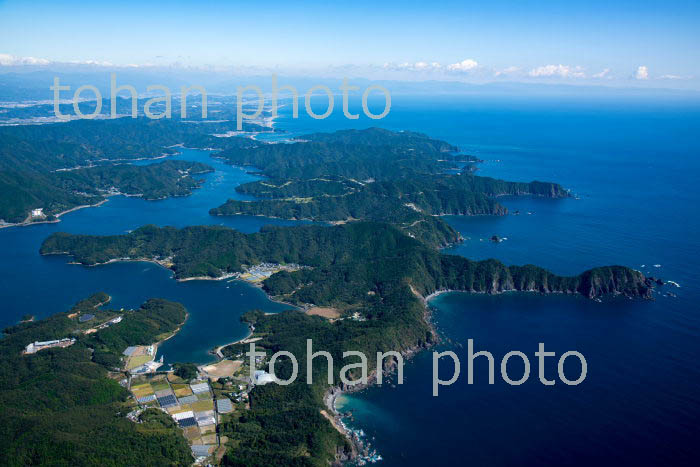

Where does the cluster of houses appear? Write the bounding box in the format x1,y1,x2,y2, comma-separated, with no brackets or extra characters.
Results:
236,262,307,283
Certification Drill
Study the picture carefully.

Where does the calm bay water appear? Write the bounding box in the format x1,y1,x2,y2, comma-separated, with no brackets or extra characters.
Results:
0,148,299,363
1,95,699,465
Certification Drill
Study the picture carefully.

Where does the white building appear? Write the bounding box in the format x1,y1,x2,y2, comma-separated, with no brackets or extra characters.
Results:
254,370,275,385
24,338,75,354
31,208,44,218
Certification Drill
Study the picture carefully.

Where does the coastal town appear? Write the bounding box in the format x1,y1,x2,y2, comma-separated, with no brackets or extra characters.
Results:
17,295,278,465
124,335,278,464
234,262,307,283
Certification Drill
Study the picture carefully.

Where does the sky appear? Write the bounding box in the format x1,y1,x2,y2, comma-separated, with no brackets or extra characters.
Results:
1,0,699,88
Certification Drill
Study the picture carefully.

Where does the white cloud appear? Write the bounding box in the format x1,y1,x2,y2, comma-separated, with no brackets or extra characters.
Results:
659,74,686,80
592,68,611,79
635,65,649,80
447,59,479,72
0,53,122,67
528,64,585,78
67,59,115,67
383,61,442,72
0,53,50,66
494,66,520,77
382,59,477,73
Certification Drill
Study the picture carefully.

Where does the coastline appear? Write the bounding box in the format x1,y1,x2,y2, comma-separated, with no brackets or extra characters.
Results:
0,198,110,230
323,288,440,464
211,328,253,360
152,309,189,363
0,145,205,231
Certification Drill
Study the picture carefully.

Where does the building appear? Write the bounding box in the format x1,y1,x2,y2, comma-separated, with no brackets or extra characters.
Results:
216,398,234,414
190,382,210,394
195,410,216,427
130,359,163,375
30,208,44,218
24,338,76,354
254,370,275,385
191,445,212,459
172,410,195,422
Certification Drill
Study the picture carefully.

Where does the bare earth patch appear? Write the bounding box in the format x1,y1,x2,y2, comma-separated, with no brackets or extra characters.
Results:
200,359,243,379
306,307,341,319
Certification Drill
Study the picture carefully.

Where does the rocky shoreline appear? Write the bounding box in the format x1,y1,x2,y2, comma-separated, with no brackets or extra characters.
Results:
325,289,440,465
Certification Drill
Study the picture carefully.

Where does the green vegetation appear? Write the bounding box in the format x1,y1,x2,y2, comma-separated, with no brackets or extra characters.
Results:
11,125,647,464
220,381,349,466
211,128,568,247
56,159,213,200
215,127,469,180
0,295,192,466
40,222,652,464
69,291,111,312
0,158,212,223
173,362,199,381
40,223,651,301
84,298,187,370
0,116,262,223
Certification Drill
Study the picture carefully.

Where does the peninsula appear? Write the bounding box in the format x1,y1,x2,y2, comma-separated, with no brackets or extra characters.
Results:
40,222,654,465
210,128,569,247
0,294,192,465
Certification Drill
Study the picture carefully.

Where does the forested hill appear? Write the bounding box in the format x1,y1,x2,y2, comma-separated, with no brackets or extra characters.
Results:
41,223,653,303
0,116,259,224
0,159,212,223
216,127,477,180
40,223,653,465
211,128,568,247
0,296,191,466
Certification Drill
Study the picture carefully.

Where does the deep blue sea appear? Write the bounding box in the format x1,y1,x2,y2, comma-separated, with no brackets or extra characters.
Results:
1,94,699,465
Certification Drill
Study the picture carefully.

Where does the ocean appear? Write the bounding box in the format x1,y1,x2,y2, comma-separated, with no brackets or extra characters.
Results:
324,95,700,466
1,93,699,465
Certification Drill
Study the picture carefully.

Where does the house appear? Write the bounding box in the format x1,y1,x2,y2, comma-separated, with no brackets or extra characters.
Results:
31,208,44,218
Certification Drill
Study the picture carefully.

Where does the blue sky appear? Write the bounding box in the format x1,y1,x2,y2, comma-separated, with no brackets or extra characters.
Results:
1,0,699,88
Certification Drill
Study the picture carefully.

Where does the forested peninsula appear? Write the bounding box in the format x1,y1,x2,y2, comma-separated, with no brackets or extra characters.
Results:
39,222,654,464
210,128,569,247
0,295,191,466
0,116,262,224
11,124,653,465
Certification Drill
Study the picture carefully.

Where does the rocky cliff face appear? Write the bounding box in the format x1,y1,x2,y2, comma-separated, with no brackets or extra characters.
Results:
432,257,654,300
573,267,653,299
506,265,654,299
